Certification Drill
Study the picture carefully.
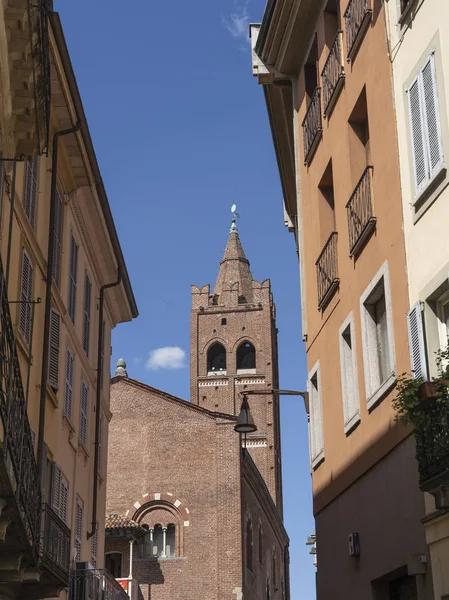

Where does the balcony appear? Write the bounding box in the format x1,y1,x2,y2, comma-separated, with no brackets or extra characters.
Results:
40,503,71,588
321,31,345,118
344,0,372,62
302,87,322,165
315,232,339,310
3,0,51,155
69,568,130,600
346,166,376,257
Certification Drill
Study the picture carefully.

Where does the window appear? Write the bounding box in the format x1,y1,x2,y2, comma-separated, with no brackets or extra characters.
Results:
246,520,253,572
389,575,417,600
339,314,360,433
166,524,175,558
23,157,38,228
75,497,84,561
83,273,92,356
237,341,256,370
68,234,79,323
360,262,395,408
79,380,88,446
97,411,103,474
48,308,60,390
106,553,122,578
408,52,444,198
19,249,33,344
437,292,449,349
221,318,227,325
64,346,75,419
100,321,105,391
407,302,428,380
51,463,69,523
259,526,263,564
207,342,226,373
238,295,247,304
318,159,336,249
52,187,64,287
153,525,164,557
308,361,324,468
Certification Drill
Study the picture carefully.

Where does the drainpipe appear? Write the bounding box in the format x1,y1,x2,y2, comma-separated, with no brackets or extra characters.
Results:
87,267,122,539
37,124,80,489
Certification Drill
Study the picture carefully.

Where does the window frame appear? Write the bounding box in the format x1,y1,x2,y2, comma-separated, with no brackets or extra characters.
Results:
83,272,92,356
360,261,396,410
75,496,84,561
338,312,360,434
79,379,89,447
68,233,79,323
308,360,324,469
436,290,449,350
23,157,38,229
64,345,75,419
52,186,64,288
18,248,33,345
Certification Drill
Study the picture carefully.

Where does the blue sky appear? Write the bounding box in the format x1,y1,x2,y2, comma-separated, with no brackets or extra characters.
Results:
58,0,315,596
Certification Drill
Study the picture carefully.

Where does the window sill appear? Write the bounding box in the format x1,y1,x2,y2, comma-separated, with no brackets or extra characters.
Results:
413,166,448,223
311,451,325,471
78,441,90,458
207,371,227,376
366,373,396,412
236,368,257,375
344,413,361,436
62,413,75,433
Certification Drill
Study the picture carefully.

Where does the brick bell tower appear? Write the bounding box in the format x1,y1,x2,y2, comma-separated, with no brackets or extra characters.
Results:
190,215,283,511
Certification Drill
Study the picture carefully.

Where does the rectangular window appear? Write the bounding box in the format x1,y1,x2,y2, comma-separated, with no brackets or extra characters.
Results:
48,308,60,390
51,463,69,524
308,362,324,468
19,249,33,344
339,314,360,434
79,380,88,446
407,302,428,380
64,346,75,419
83,273,92,356
75,497,84,561
68,234,79,323
408,52,444,198
97,411,103,474
360,262,396,409
23,157,38,228
437,292,449,350
52,187,64,288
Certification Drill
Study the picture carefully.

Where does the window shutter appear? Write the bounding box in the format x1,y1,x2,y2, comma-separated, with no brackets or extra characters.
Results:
83,273,92,356
79,380,88,446
421,54,444,178
52,188,64,288
407,302,428,380
408,77,429,195
68,234,79,323
48,308,60,390
75,498,83,560
64,347,74,418
60,476,69,523
24,157,38,228
100,321,105,391
309,369,324,466
51,462,62,514
91,530,98,567
97,412,103,474
19,250,33,344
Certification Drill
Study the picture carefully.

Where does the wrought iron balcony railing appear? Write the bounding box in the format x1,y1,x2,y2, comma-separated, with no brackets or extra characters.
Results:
41,503,71,586
415,403,449,497
315,232,339,310
344,0,372,61
302,87,322,164
0,257,41,562
346,166,376,257
321,31,345,118
69,568,129,600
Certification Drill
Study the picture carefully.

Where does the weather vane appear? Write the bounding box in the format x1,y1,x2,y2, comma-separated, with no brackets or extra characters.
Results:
230,204,240,232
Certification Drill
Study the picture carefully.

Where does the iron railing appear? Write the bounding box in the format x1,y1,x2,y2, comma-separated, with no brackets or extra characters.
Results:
315,232,339,309
344,0,372,60
415,404,449,491
346,166,375,256
41,503,71,585
321,31,345,116
69,569,129,600
0,257,41,561
302,87,322,164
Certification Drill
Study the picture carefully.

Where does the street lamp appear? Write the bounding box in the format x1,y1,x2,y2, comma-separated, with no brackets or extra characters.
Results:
234,389,309,434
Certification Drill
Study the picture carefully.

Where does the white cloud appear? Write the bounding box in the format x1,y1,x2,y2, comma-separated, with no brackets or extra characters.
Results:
222,1,250,41
146,346,186,370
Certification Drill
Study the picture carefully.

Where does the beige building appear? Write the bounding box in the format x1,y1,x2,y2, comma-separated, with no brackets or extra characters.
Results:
384,0,449,597
251,0,433,597
0,2,137,599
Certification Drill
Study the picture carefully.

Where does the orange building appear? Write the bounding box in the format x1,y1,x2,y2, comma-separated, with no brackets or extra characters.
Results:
251,1,433,597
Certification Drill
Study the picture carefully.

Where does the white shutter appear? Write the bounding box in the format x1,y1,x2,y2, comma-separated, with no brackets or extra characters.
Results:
19,250,33,344
75,498,83,561
309,366,324,467
83,273,92,355
421,54,444,178
64,347,74,418
52,187,64,287
408,76,429,195
48,308,60,390
79,380,88,446
23,157,38,228
51,463,62,514
68,234,78,323
97,412,103,474
407,302,428,380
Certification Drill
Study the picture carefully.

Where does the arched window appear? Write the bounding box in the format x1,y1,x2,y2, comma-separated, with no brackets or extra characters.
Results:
237,342,256,370
153,524,164,557
238,295,247,304
246,520,253,572
166,524,176,558
207,343,226,372
105,552,122,578
258,526,263,564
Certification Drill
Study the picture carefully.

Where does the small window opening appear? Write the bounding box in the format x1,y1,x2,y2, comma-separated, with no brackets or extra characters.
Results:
166,524,176,558
348,86,370,184
221,318,227,326
318,159,335,248
238,295,247,304
207,343,226,372
237,342,256,370
105,553,122,578
304,36,318,101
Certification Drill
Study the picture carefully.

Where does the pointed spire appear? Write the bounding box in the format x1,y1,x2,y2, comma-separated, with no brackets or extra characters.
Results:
213,213,254,303
115,358,128,377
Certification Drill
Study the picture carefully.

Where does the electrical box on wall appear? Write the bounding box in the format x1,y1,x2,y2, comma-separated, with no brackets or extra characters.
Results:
348,532,360,557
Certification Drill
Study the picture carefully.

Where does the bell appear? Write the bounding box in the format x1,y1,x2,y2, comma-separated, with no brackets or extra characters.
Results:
234,395,258,434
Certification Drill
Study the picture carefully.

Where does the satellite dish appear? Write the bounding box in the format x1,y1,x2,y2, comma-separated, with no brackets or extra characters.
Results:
231,204,237,214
